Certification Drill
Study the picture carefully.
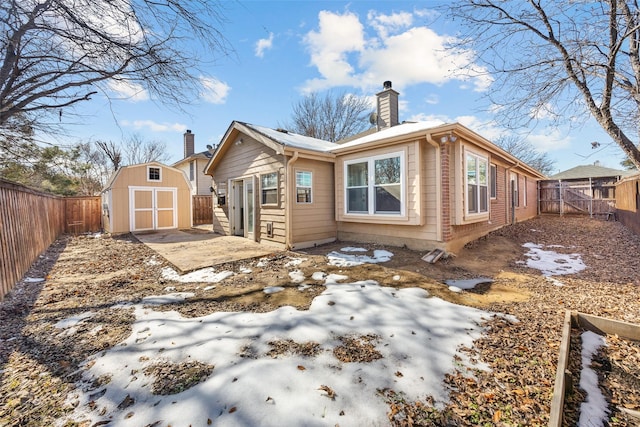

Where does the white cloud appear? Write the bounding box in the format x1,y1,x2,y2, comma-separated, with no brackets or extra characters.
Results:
121,120,186,132
255,32,274,58
107,79,149,102
526,129,573,152
301,9,490,94
367,10,413,39
302,10,366,92
200,77,230,104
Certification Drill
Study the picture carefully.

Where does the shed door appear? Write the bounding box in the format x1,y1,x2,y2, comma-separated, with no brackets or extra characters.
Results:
129,187,177,231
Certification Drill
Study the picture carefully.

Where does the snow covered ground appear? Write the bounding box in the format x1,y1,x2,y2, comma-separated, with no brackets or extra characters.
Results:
58,248,495,427
55,244,605,427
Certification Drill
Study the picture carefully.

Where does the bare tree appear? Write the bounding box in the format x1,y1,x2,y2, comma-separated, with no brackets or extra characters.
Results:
445,1,640,168
494,135,556,176
285,91,373,142
122,133,170,165
95,140,122,170
0,0,231,132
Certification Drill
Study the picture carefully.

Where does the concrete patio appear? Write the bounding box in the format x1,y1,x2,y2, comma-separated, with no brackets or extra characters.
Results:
133,227,282,273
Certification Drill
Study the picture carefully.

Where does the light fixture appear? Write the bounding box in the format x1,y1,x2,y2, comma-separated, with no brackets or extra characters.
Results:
439,133,457,144
235,138,243,145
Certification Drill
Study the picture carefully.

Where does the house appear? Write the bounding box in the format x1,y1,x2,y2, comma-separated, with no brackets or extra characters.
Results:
204,82,545,253
101,162,193,233
172,130,214,195
540,162,634,216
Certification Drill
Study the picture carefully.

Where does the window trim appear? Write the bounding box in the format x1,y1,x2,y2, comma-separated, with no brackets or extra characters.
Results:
295,170,313,204
465,151,489,216
260,171,279,206
511,172,520,208
147,166,162,182
523,176,527,207
490,164,497,199
344,151,405,217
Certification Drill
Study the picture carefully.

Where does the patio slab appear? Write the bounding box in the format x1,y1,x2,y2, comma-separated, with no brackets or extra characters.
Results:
134,228,281,273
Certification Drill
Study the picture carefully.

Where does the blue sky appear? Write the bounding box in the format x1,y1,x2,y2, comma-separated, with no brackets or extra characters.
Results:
56,1,629,174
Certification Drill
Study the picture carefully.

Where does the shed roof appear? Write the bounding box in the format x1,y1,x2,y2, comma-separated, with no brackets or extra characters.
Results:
548,164,633,180
102,161,190,192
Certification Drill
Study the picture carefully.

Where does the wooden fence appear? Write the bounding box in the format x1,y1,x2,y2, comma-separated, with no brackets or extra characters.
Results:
0,179,101,300
616,176,640,235
192,195,213,225
539,179,616,216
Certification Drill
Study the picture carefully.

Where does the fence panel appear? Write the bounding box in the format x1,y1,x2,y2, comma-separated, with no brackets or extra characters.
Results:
65,196,102,233
0,179,65,300
192,195,213,225
616,177,640,235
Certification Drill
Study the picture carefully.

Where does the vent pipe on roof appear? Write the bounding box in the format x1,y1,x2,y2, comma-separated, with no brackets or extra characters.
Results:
376,81,399,130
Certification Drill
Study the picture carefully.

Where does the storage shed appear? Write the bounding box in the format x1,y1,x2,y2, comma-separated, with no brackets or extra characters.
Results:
102,162,193,233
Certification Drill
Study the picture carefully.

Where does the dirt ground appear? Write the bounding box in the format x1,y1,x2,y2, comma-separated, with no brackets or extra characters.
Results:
1,215,639,426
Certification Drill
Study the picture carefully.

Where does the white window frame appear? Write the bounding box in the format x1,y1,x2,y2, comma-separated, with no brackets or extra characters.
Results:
260,172,278,205
490,164,497,199
344,151,405,216
465,152,489,215
511,173,520,207
147,166,161,182
295,170,312,204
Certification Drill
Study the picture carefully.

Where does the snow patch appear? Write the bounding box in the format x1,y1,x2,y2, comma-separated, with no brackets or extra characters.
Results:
54,311,96,329
578,331,609,427
327,249,394,267
445,278,493,291
288,270,305,283
263,286,285,294
161,267,234,283
141,293,195,305
522,243,586,276
64,281,492,427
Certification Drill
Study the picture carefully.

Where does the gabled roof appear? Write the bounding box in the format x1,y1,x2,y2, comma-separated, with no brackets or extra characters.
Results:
332,120,546,179
205,121,339,174
205,120,546,179
172,150,212,168
243,122,339,152
548,164,632,180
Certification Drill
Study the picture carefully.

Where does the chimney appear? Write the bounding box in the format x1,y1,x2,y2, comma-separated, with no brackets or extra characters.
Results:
376,81,399,130
184,129,195,158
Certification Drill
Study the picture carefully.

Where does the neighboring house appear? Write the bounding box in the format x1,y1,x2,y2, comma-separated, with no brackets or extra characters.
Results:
172,130,214,196
540,162,635,216
204,82,545,253
102,162,193,233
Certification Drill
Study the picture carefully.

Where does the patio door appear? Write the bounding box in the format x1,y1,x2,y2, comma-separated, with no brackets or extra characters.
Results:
231,177,256,239
129,187,177,232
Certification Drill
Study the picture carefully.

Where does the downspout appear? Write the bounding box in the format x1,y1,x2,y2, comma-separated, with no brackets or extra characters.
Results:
505,161,520,225
285,151,300,249
425,134,443,242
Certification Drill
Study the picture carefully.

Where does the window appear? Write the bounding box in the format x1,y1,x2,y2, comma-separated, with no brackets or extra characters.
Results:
189,161,195,181
147,166,161,182
523,176,527,207
296,171,312,203
345,152,403,215
466,153,488,214
261,172,278,205
490,164,497,199
511,173,519,207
